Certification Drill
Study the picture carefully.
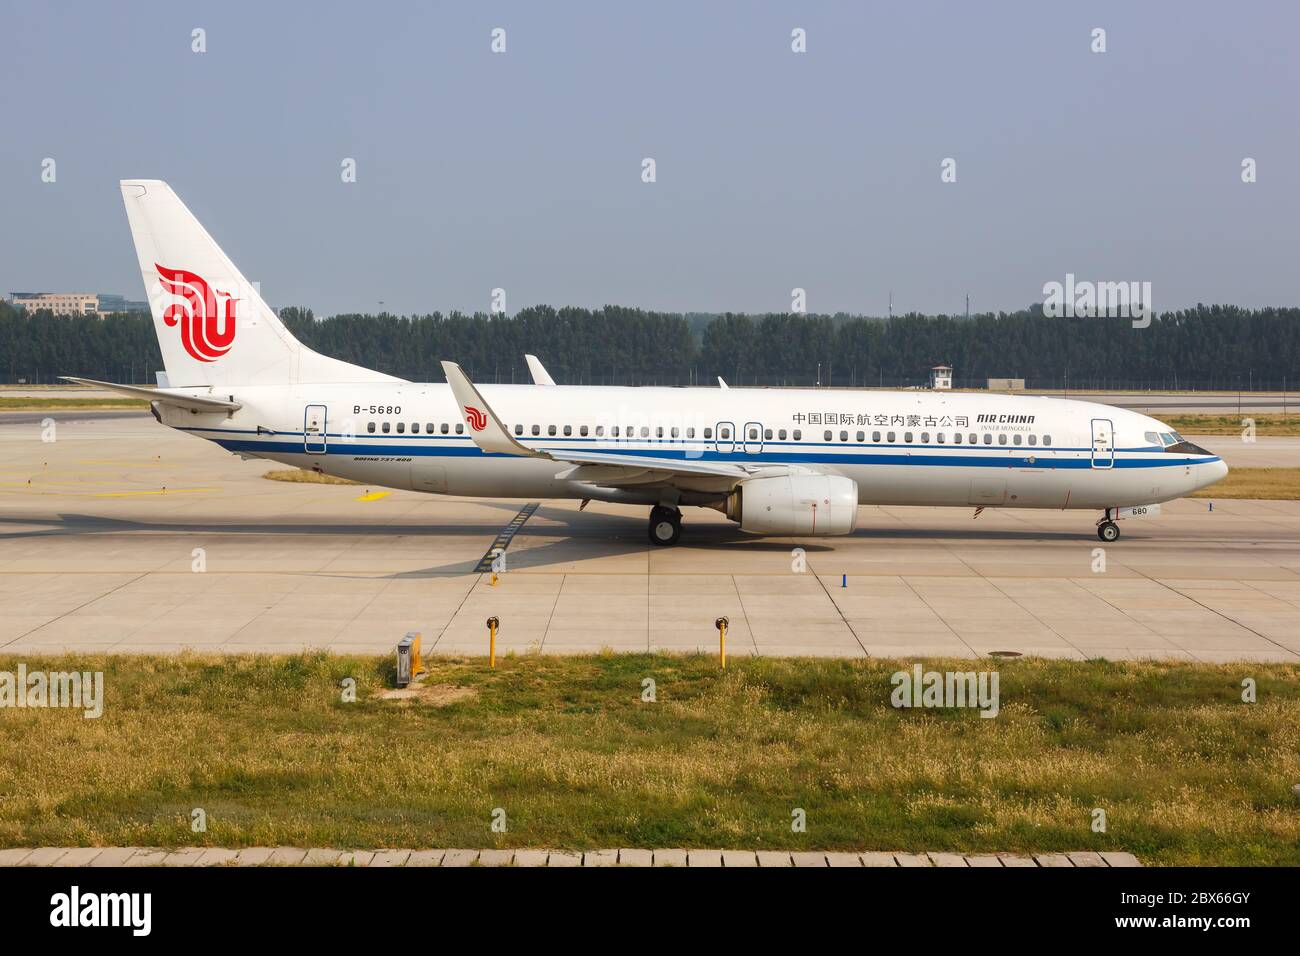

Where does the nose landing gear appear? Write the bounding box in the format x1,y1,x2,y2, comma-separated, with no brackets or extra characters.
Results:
648,505,682,546
1096,508,1120,542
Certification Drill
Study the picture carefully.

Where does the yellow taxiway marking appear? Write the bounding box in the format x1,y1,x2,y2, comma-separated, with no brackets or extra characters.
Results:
355,491,391,502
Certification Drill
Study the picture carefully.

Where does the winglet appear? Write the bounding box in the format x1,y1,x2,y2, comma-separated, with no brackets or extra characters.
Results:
440,361,543,458
524,354,556,385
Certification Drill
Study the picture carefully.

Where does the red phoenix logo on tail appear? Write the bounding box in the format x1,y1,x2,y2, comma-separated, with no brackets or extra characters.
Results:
155,264,238,362
464,406,488,431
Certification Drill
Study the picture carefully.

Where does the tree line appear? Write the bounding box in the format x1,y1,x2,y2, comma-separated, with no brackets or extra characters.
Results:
1,299,1296,391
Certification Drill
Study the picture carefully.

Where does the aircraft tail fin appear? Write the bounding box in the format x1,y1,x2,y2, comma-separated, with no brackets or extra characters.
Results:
119,180,400,388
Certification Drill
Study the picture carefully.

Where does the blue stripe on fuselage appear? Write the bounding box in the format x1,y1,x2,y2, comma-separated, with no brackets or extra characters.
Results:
194,431,1218,470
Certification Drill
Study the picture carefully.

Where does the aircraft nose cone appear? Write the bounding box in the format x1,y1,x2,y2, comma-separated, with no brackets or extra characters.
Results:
1200,458,1229,489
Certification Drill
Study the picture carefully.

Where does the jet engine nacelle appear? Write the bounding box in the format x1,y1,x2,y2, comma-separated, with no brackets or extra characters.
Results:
729,474,860,536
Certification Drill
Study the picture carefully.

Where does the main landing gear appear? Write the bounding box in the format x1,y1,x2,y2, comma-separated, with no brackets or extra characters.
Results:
1096,509,1121,542
648,505,682,546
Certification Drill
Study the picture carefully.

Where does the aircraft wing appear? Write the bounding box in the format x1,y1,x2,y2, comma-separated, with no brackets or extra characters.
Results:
60,376,242,412
440,361,784,487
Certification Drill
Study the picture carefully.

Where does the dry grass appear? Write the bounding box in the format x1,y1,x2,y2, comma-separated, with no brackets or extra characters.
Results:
261,468,362,486
1189,467,1300,500
1170,414,1300,436
0,653,1297,864
0,398,149,410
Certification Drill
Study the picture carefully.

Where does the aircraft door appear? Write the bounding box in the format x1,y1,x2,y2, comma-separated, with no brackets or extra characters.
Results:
743,421,764,453
304,404,328,454
1090,418,1114,469
715,421,735,454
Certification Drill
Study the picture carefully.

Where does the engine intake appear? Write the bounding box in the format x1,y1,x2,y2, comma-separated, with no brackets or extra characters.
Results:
728,474,859,536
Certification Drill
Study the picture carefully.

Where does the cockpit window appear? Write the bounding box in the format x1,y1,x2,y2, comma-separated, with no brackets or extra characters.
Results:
1159,432,1177,446
1144,431,1160,446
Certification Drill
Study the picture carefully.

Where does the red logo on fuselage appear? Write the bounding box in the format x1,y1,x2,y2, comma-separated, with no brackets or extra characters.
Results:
155,264,238,362
465,406,488,431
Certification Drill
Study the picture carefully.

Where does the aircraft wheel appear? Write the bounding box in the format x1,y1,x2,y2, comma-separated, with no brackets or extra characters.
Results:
648,506,682,546
1097,520,1120,543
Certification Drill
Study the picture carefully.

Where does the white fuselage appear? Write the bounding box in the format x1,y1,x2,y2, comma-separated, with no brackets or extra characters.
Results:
157,383,1227,511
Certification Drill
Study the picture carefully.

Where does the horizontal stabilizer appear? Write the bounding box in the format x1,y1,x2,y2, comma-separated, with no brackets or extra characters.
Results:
60,376,242,412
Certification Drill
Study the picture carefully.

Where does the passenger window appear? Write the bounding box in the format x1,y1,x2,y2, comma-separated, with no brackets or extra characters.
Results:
1043,435,1052,446
953,433,961,444
998,434,1007,445
563,425,572,436
611,426,620,437
856,431,865,442
532,425,540,436
764,428,772,440
672,427,680,438
382,422,391,433
426,423,434,433
687,428,695,439
887,431,895,442
904,431,913,443
367,422,376,433
793,429,801,440
1028,434,1037,446
641,427,650,438
720,427,730,439
704,427,713,439
872,430,881,442
1013,434,1022,445
777,429,786,440
580,425,588,437
455,424,464,434
396,422,405,434
440,423,449,434
936,432,945,443
839,430,848,441
595,425,604,437
548,425,557,436
982,433,992,445
921,432,930,443
969,433,977,444
824,430,832,441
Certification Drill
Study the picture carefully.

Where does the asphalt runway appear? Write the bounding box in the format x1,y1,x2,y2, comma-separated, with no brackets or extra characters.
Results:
2,413,1299,662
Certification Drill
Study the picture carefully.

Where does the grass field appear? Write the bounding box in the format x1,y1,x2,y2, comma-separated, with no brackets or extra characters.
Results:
0,397,149,410
1167,414,1300,436
1,653,1297,865
261,468,362,485
1191,467,1300,500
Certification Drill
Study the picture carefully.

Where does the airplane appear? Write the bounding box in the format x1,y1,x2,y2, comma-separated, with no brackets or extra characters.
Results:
66,180,1228,547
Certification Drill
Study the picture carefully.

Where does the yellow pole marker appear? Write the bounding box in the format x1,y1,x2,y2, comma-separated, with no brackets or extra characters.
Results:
411,632,425,678
715,616,729,669
487,616,499,669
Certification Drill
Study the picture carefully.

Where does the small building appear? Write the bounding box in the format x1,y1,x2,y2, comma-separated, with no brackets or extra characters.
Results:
11,292,99,316
987,377,1026,391
9,292,149,316
929,364,953,390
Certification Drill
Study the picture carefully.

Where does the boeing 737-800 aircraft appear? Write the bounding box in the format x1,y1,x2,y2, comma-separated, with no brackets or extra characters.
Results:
67,181,1228,546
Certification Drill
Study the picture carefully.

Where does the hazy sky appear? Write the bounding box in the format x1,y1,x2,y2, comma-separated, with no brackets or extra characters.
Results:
2,1,1297,317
